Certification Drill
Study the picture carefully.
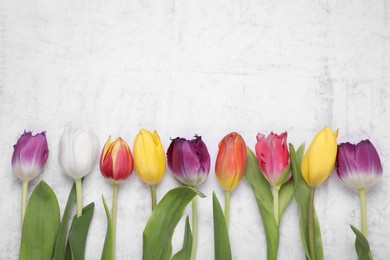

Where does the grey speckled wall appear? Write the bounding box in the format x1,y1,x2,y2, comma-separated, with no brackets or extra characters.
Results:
0,0,389,259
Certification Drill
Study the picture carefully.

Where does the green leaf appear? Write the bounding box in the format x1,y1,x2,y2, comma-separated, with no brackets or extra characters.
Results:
101,195,114,260
172,216,193,260
212,192,232,260
290,143,323,260
54,184,76,260
143,186,201,260
244,147,283,260
68,203,95,260
350,225,373,260
19,181,60,260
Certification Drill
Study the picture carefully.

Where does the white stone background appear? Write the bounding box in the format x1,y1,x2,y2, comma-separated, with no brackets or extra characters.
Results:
0,0,389,259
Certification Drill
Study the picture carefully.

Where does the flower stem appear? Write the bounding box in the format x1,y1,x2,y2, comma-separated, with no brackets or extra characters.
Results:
112,183,119,259
21,180,29,226
150,185,157,211
190,197,198,260
75,178,83,218
224,191,230,229
359,188,367,237
272,185,280,226
308,187,316,260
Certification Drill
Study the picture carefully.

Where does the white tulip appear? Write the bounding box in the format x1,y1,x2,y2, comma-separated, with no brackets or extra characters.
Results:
58,127,100,179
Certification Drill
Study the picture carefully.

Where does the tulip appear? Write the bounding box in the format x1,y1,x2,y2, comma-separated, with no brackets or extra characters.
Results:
167,135,210,260
100,136,134,182
167,136,210,187
336,140,383,237
100,136,133,258
301,126,338,260
255,131,290,226
12,131,49,224
301,126,339,187
58,127,99,217
215,132,247,226
133,129,166,210
337,140,382,189
255,132,290,186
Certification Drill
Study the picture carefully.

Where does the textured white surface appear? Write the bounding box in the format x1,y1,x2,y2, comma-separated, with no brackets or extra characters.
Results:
1,0,389,259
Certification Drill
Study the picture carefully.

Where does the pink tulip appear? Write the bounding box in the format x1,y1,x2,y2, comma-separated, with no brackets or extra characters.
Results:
255,132,291,187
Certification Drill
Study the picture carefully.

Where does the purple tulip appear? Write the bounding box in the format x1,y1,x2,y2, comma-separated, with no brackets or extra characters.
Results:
167,135,210,187
336,140,382,189
12,131,49,181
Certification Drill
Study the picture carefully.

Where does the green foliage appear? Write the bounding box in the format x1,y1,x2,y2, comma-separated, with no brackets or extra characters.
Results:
172,216,193,260
54,184,76,260
101,195,114,260
350,225,373,260
143,186,204,260
212,192,232,260
19,181,60,260
290,143,323,260
66,203,95,260
244,148,294,260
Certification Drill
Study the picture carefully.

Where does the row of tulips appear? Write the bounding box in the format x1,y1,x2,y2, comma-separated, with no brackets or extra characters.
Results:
12,126,382,260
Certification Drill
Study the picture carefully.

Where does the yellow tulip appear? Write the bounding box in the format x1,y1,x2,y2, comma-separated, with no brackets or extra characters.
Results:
301,126,338,187
133,129,166,185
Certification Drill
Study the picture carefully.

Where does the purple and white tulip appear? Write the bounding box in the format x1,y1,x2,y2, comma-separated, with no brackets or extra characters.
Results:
12,131,49,181
336,140,382,189
167,135,210,187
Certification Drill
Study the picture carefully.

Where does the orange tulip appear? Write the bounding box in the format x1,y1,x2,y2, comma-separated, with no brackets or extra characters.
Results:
215,132,247,191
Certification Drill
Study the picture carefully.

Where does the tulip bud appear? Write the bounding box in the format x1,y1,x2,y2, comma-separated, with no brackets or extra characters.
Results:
301,126,338,187
58,127,100,179
336,140,382,189
255,132,291,187
215,132,247,191
12,131,49,181
167,135,210,187
133,129,166,185
100,136,134,183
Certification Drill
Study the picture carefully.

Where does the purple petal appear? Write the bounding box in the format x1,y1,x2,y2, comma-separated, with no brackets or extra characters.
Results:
336,142,357,179
192,136,210,174
355,140,383,176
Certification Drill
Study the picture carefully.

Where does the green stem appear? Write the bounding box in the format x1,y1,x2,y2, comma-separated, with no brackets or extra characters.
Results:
150,185,157,211
308,187,316,260
272,185,280,226
75,178,82,218
224,191,230,229
112,183,119,259
359,188,367,237
21,180,29,226
190,197,198,260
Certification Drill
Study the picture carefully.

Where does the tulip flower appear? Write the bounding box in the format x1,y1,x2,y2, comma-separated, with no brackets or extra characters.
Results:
58,127,99,217
100,136,133,258
12,131,49,224
301,126,339,187
336,140,382,237
215,132,247,226
167,135,210,260
255,131,290,226
133,129,166,210
301,126,338,260
167,136,210,187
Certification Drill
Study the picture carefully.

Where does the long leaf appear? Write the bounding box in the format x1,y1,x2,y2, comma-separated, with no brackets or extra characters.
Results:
245,147,294,260
171,216,193,260
290,143,323,260
54,184,76,260
350,225,373,260
212,192,232,260
143,186,204,260
101,195,114,260
68,203,95,260
19,181,60,260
